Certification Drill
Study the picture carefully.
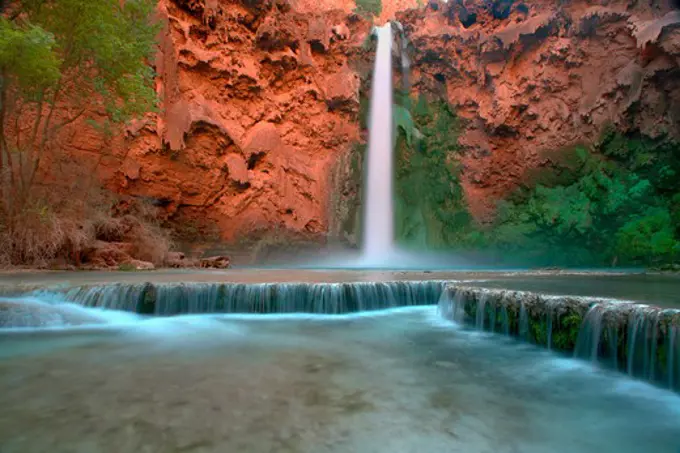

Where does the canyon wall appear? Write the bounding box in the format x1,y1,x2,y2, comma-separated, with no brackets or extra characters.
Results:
34,0,680,253
399,0,680,219
112,0,371,244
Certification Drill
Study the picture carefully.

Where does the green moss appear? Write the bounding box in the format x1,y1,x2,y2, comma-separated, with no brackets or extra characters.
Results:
551,312,583,351
118,262,137,272
354,0,382,18
359,95,370,130
530,318,549,346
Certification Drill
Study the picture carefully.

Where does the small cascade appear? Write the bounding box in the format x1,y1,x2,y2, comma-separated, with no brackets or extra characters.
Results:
574,304,606,362
670,326,678,389
546,300,556,350
38,281,446,316
0,297,137,329
501,305,510,336
519,301,529,341
475,293,488,330
439,285,680,393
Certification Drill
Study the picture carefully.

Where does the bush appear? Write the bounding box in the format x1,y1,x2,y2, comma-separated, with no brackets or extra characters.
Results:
0,193,172,268
354,0,382,17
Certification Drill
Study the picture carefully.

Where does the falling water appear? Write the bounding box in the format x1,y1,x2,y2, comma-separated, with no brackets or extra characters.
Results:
32,281,445,316
574,304,604,362
361,24,397,266
441,286,680,393
519,301,529,341
627,308,646,376
670,326,677,389
501,305,510,336
475,293,488,330
546,300,556,350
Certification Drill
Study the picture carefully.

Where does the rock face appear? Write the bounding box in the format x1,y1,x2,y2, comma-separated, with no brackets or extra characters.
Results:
28,0,680,246
106,0,371,243
398,0,680,218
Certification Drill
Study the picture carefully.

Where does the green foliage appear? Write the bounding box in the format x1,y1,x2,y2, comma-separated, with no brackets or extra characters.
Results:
118,262,137,272
0,19,61,94
354,0,382,18
487,133,680,266
616,208,679,263
16,0,160,121
390,97,680,266
551,312,582,351
394,96,472,248
393,104,415,146
0,0,160,215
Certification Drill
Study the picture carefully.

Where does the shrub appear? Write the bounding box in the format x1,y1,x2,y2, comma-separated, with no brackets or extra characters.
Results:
354,0,382,18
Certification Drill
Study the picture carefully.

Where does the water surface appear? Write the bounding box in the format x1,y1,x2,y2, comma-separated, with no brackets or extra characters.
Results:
1,308,678,452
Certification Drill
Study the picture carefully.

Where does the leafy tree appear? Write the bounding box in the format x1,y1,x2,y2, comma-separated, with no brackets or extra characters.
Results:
0,0,158,218
615,208,679,264
488,136,680,266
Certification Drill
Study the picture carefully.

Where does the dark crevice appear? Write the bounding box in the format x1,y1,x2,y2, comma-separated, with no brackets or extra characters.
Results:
247,152,266,170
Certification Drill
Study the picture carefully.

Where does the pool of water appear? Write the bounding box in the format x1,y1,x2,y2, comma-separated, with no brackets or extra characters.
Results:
1,307,678,453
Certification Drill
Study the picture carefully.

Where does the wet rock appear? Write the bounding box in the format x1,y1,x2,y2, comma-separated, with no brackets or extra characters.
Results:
127,260,156,271
83,241,135,269
199,255,231,269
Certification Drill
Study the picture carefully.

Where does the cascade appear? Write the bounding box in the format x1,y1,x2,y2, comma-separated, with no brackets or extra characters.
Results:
361,23,397,267
439,285,680,393
519,301,529,341
34,281,445,316
0,296,138,328
574,304,606,362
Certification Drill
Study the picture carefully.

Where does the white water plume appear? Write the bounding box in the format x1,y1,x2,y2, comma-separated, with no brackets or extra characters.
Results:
360,23,397,267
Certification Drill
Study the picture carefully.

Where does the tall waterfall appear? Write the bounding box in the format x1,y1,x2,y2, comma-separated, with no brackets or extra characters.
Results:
361,24,397,266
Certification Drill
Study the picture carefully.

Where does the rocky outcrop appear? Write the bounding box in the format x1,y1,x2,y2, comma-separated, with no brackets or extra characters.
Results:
103,0,373,243
399,0,680,219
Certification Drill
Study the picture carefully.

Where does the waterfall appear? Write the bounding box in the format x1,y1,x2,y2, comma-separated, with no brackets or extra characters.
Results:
519,301,529,341
440,286,680,394
546,300,556,350
33,281,445,316
475,293,488,330
574,304,605,362
361,24,397,266
670,326,677,389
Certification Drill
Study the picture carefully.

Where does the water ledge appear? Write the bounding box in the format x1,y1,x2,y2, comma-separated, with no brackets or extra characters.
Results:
440,285,680,393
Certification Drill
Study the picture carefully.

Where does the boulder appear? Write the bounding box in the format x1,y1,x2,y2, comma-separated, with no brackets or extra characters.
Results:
199,255,231,269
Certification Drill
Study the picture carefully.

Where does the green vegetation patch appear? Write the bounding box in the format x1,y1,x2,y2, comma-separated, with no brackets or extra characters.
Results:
487,130,680,267
354,0,382,18
394,95,475,249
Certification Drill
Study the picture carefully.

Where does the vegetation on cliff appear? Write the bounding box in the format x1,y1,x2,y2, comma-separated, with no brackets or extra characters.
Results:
393,94,680,267
0,0,162,266
489,132,680,267
394,94,472,249
354,0,382,19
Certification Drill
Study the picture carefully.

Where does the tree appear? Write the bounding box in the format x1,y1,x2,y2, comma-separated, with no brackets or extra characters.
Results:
0,0,158,218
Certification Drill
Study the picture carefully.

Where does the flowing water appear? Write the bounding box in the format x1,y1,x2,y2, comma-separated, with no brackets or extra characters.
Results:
1,307,679,453
361,24,396,267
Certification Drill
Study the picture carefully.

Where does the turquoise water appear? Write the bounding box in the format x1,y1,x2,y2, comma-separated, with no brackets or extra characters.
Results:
1,307,678,452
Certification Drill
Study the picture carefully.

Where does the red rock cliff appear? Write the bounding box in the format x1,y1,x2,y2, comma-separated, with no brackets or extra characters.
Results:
398,0,680,218
34,0,680,246
107,0,376,243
